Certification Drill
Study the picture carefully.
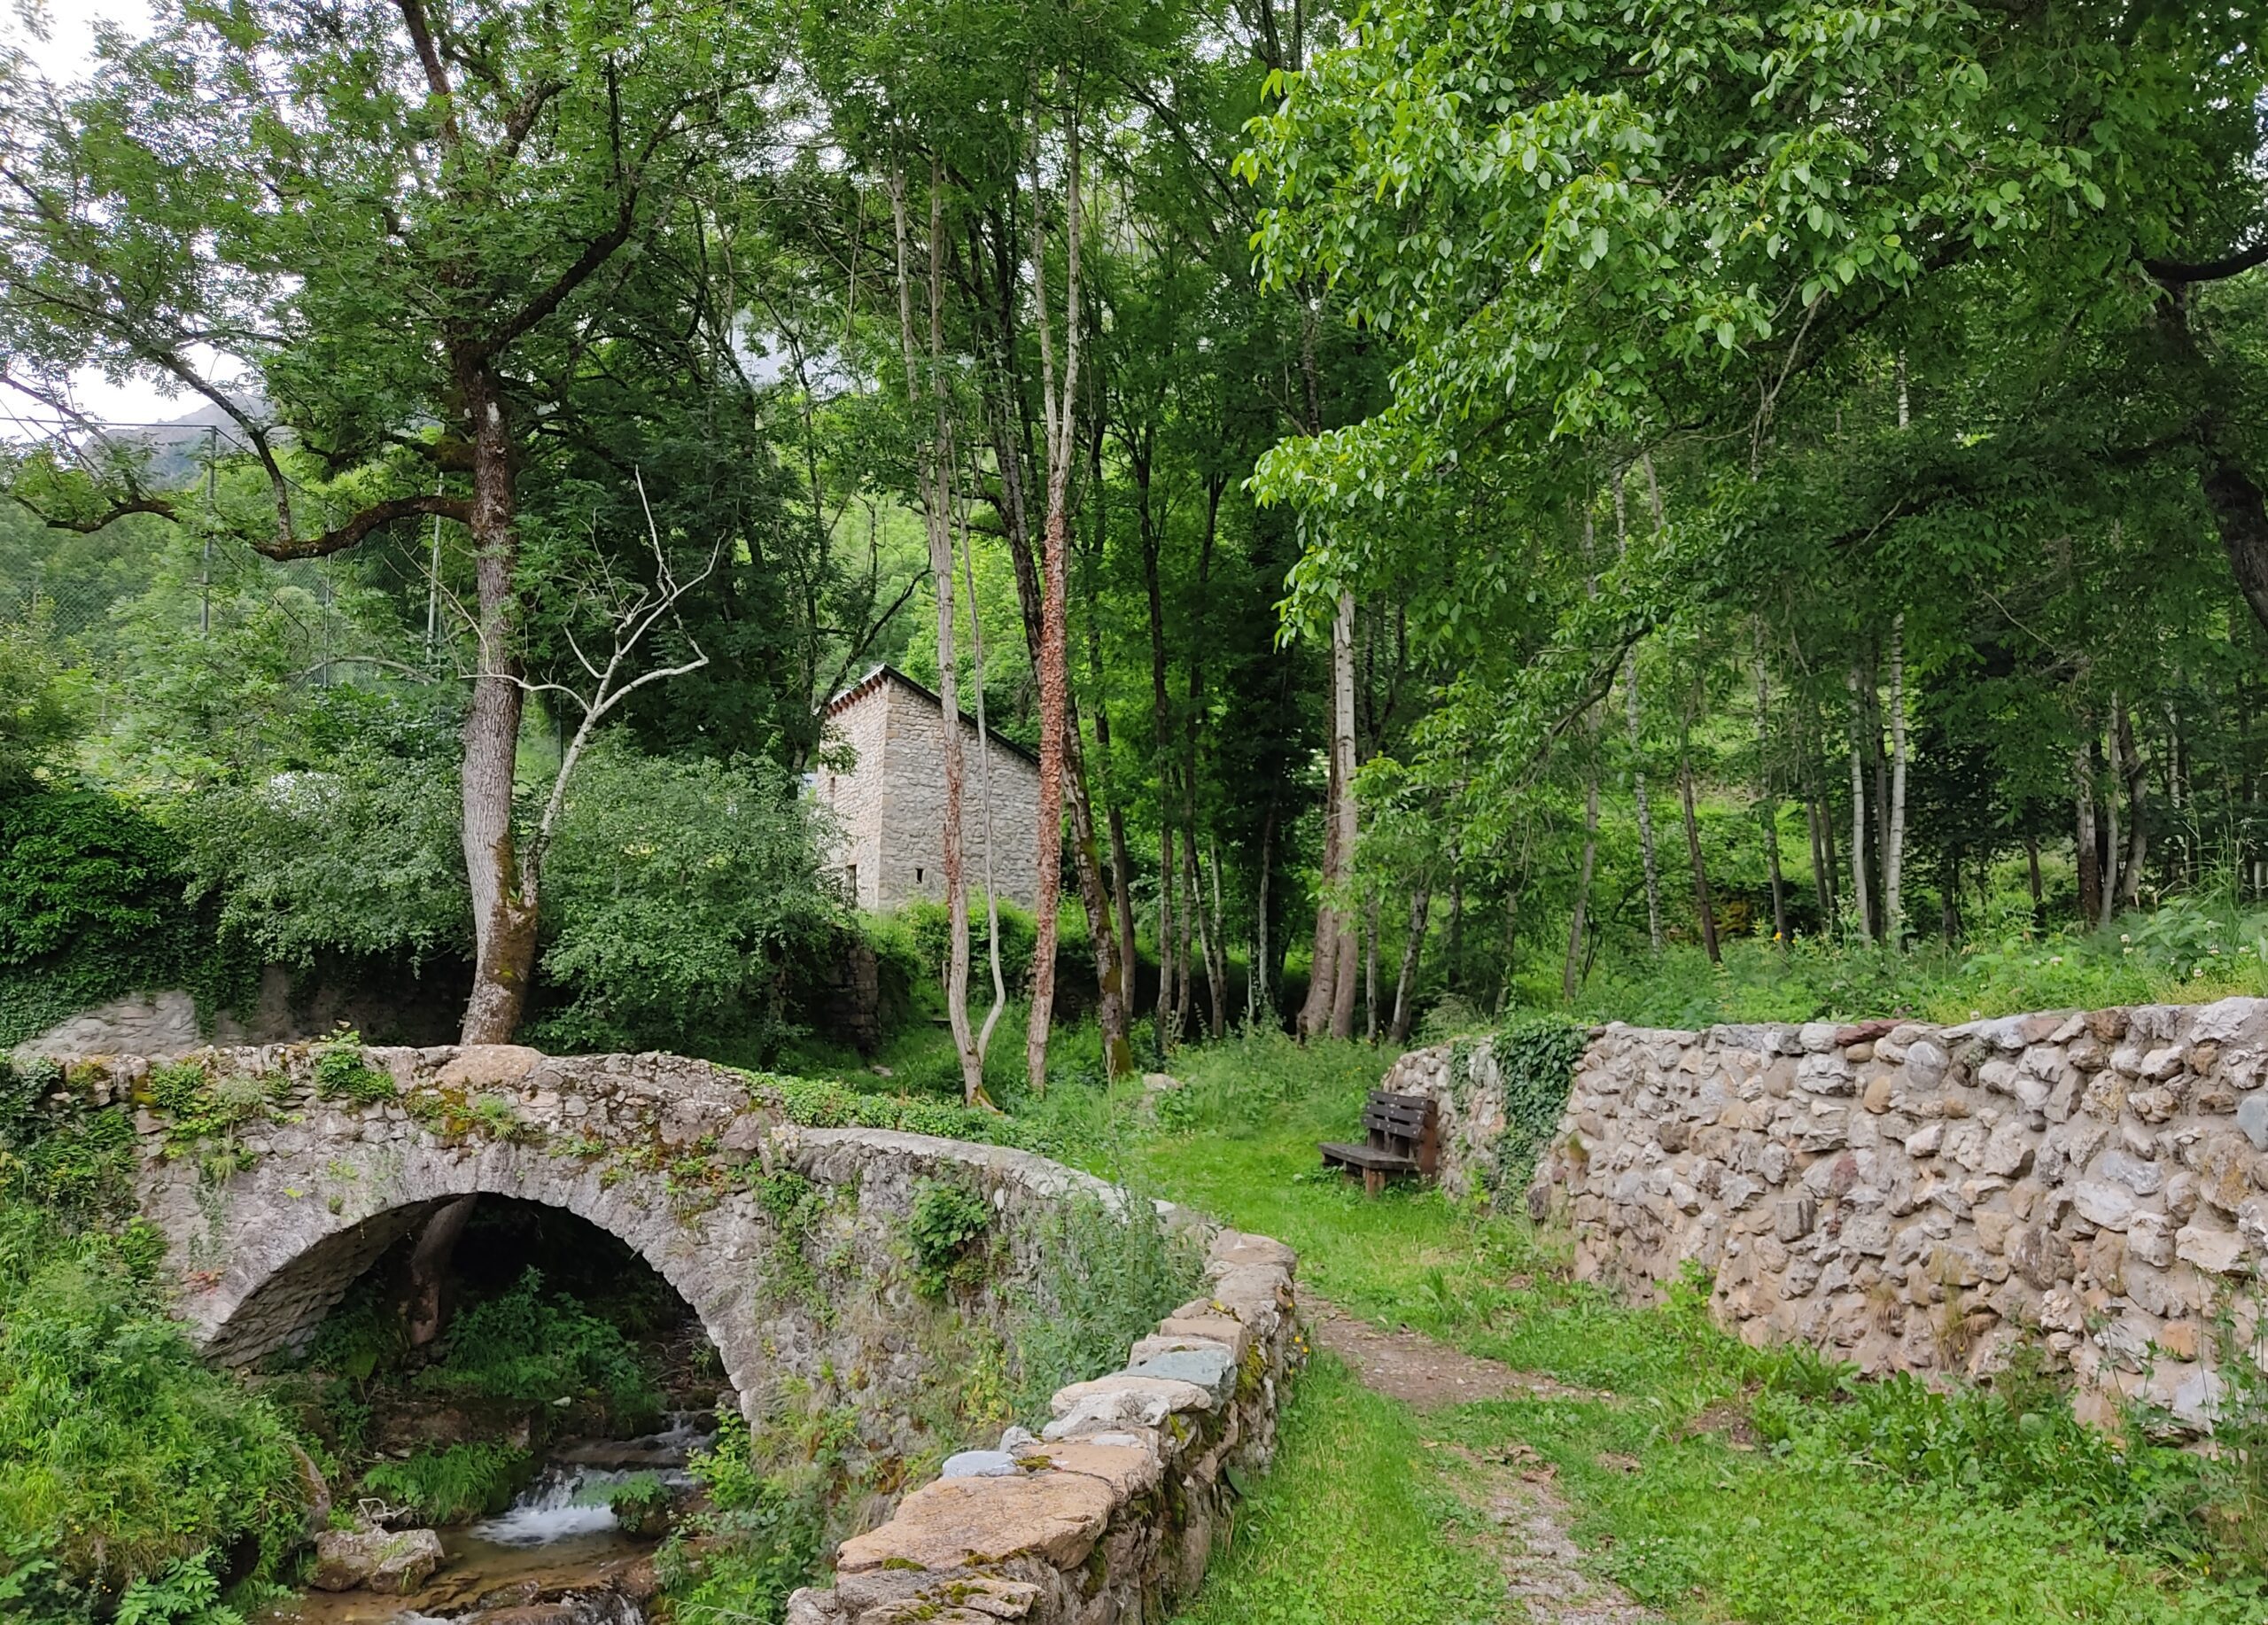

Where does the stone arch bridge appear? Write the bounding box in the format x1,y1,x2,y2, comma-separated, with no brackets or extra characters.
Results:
69,1043,1117,1429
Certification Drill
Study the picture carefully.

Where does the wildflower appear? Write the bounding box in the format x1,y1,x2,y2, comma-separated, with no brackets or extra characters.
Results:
2048,955,2062,965
2120,933,2132,943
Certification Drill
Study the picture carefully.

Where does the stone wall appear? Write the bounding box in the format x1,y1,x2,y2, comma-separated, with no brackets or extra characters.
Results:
1494,998,2268,1427
15,964,461,1061
788,1226,1300,1625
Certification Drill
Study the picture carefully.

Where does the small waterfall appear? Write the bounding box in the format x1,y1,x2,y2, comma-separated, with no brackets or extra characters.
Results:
469,1411,711,1547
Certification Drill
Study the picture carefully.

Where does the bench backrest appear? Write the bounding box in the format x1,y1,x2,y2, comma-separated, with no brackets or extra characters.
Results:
1363,1090,1439,1176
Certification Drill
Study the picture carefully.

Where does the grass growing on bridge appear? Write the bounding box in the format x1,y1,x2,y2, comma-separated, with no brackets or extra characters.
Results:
1105,1034,2267,1625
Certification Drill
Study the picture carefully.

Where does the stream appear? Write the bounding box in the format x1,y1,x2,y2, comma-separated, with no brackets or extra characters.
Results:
266,1413,713,1625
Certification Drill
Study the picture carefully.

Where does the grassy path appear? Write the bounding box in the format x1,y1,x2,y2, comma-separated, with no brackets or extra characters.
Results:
1084,1036,2261,1625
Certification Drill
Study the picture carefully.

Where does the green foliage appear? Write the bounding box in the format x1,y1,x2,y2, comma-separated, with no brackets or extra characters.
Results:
168,749,470,973
755,1072,1037,1149
529,747,850,1065
572,1469,673,1535
415,1268,662,1432
1474,1013,1588,1197
750,1171,826,1303
111,1555,243,1625
359,1442,532,1526
0,1199,307,1606
1566,907,2268,1030
0,610,80,793
905,1178,992,1299
0,1060,138,1225
310,1030,397,1104
1010,1187,1205,1420
0,789,251,1050
902,897,1039,997
659,1411,825,1625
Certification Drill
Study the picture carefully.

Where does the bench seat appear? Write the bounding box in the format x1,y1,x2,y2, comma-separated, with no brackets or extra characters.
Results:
1317,1141,1418,1172
1318,1091,1440,1194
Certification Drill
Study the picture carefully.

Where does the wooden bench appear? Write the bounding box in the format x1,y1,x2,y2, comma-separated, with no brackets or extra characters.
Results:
1319,1091,1440,1195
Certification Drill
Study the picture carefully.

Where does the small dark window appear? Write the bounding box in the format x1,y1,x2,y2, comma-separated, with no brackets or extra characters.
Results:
915,866,925,883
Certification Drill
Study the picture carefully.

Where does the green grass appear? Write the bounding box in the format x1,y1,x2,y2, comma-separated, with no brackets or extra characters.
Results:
1169,1354,1505,1625
1099,1035,2268,1625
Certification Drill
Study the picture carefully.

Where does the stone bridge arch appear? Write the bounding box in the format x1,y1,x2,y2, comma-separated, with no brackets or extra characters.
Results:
105,1044,1127,1430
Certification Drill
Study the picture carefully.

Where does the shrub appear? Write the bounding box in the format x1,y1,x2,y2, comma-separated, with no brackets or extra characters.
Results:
0,1200,307,1604
0,789,247,1049
360,1442,531,1525
657,1412,824,1625
311,1031,396,1104
528,743,847,1065
1010,1187,1206,1419
906,1179,992,1298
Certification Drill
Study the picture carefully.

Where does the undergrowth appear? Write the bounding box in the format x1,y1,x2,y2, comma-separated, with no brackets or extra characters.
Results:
360,1441,532,1525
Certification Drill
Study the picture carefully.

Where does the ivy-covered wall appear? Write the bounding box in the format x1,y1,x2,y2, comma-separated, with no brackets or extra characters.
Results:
1378,1015,1590,1203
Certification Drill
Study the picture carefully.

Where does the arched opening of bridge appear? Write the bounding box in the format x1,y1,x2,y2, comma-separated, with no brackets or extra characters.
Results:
262,1196,731,1601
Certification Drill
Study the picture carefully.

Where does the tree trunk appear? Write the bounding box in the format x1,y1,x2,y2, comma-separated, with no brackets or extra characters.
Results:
1298,767,1338,1039
1254,794,1276,1024
1387,881,1431,1043
1206,836,1229,1040
458,367,539,1045
2117,700,2148,911
2101,719,2124,929
404,1193,478,1348
1563,755,1601,999
1846,665,1874,943
1024,495,1073,1092
1327,591,1360,1041
2026,835,2046,929
1363,889,1381,1042
1444,867,1464,997
1615,470,1663,950
2075,736,2102,928
1755,653,1788,945
1884,615,1908,945
1679,727,1720,963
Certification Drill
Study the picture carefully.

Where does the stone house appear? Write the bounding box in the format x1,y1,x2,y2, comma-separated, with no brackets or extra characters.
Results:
816,665,1042,913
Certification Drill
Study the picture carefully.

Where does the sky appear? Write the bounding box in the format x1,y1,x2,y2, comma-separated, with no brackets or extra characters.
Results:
1,0,185,429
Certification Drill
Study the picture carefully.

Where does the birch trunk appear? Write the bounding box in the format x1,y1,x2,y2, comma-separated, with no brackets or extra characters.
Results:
1327,590,1360,1041
1846,665,1874,943
1884,615,1908,945
1387,882,1432,1044
2075,739,2103,927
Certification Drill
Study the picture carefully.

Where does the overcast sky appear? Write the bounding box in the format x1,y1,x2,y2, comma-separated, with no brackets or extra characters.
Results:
2,1,182,428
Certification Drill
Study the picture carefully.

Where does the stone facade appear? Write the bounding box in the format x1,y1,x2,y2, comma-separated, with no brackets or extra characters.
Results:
788,1228,1300,1625
1467,998,2268,1427
819,665,1043,912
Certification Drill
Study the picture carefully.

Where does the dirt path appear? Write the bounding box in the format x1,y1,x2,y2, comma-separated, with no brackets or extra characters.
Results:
1306,1299,1666,1625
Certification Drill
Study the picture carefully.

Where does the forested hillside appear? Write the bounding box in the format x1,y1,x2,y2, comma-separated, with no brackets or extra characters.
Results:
5,0,2268,1059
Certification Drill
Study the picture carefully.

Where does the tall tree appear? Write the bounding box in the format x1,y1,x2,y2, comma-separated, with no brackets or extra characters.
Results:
1,0,773,1041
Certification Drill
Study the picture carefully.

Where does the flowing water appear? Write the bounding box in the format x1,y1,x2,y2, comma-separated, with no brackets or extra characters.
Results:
266,1412,714,1625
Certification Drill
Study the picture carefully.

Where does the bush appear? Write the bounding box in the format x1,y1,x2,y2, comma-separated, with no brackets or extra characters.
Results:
529,743,848,1064
0,789,244,1049
906,1179,992,1298
0,1199,308,1606
1010,1187,1206,1419
657,1412,824,1625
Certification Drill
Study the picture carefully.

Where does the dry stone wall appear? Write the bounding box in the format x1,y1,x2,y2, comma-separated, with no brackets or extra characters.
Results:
787,1227,1300,1625
1483,998,2268,1427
